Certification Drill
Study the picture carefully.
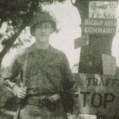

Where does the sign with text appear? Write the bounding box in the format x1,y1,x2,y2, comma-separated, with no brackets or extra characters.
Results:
75,73,119,119
84,19,117,34
83,1,118,35
89,1,117,19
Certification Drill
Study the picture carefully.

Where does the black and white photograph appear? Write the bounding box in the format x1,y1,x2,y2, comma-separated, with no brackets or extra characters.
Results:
0,0,119,119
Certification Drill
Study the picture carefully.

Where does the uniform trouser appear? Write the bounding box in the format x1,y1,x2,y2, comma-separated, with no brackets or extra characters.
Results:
14,102,68,119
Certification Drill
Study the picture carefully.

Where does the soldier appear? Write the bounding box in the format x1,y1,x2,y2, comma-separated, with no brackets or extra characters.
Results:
5,10,79,119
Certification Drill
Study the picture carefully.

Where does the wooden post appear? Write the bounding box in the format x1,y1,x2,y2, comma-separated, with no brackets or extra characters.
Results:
73,0,118,74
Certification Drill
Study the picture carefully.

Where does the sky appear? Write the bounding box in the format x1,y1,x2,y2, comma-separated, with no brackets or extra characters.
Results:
1,0,119,69
112,4,119,66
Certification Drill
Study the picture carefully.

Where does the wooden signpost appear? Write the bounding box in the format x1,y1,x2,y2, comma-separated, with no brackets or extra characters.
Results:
72,0,119,119
74,0,118,74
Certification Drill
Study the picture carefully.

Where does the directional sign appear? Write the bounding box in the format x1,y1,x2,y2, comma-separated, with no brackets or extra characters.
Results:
75,73,119,119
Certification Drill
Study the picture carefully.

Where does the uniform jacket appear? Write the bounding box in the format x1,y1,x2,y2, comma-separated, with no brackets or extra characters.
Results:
6,44,79,119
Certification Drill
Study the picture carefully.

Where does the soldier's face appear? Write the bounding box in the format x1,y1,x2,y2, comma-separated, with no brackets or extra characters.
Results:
34,21,54,43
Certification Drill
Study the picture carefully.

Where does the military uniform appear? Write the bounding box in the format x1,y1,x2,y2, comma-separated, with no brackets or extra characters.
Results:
7,44,78,119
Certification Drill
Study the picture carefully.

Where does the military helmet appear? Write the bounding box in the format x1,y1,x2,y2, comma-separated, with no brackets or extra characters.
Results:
30,10,57,35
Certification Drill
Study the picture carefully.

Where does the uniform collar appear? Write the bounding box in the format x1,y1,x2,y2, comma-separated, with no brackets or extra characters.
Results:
27,43,54,54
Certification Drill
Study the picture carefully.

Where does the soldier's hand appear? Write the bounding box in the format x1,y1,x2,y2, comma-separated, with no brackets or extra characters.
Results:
48,94,60,103
12,85,27,99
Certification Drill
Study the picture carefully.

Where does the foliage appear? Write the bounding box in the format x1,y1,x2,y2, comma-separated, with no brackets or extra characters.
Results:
0,0,38,27
0,0,39,63
0,0,65,29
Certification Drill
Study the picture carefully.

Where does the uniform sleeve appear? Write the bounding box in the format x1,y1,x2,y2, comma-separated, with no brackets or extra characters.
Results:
60,53,79,115
4,55,23,82
0,56,23,106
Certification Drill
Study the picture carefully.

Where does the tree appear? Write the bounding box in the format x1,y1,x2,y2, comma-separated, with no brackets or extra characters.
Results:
0,0,39,66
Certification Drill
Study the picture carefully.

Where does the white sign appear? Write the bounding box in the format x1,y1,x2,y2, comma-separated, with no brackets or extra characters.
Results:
78,114,97,119
84,19,117,34
89,1,117,19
